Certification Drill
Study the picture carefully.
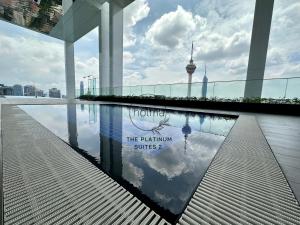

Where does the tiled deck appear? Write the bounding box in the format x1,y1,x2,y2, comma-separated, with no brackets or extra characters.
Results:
1,98,300,224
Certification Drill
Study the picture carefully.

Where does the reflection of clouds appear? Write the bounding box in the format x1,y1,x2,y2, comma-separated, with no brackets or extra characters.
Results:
20,105,69,140
154,191,173,204
142,132,224,180
123,149,144,188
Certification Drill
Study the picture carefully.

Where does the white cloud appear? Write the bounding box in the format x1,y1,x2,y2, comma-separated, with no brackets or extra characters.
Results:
124,0,150,47
123,51,135,64
146,5,206,49
122,160,144,188
124,1,257,86
0,34,65,93
74,56,99,89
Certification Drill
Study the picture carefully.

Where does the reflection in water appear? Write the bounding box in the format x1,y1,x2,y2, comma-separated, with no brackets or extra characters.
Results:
20,104,236,224
67,104,78,147
182,113,191,153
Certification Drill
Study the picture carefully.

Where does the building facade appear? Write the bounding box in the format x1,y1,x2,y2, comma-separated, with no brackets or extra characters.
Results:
13,84,23,96
36,89,44,97
49,88,61,98
0,84,13,96
24,85,36,96
80,81,84,96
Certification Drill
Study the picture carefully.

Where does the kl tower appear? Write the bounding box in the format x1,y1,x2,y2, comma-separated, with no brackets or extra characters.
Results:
186,42,197,98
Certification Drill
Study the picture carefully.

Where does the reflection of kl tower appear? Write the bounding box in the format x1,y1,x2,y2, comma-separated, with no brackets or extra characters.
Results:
182,114,191,153
186,42,197,98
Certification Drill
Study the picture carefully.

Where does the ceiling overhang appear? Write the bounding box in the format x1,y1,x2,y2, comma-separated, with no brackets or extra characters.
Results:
0,0,134,42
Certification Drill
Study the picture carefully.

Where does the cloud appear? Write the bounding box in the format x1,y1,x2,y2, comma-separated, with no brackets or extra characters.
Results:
0,34,65,92
146,5,206,49
195,31,251,62
123,51,135,64
122,160,144,188
124,0,150,47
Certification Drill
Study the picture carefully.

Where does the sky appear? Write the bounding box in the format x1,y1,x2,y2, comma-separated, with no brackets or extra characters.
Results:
0,0,299,95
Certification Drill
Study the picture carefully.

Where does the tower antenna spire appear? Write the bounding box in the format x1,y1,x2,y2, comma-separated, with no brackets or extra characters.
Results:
190,42,194,62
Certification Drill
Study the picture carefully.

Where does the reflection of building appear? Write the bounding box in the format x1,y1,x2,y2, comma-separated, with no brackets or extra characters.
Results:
13,84,23,96
49,88,61,98
182,114,192,152
0,0,63,34
89,104,97,124
24,85,36,96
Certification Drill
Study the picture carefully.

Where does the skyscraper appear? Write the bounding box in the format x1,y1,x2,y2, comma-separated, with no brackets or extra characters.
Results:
13,84,23,96
35,89,44,97
202,64,208,98
0,85,13,96
80,81,84,96
24,85,36,96
49,88,61,98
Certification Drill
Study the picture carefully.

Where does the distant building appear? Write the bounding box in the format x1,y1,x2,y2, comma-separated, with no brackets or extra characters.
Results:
24,85,36,96
49,88,61,98
0,84,13,96
80,81,84,96
202,64,208,98
13,84,23,96
35,89,44,97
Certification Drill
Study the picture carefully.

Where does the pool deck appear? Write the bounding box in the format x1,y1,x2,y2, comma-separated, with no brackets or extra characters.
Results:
0,98,300,224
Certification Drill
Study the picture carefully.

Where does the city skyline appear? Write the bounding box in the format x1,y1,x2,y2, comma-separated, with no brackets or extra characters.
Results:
0,0,299,95
0,82,62,97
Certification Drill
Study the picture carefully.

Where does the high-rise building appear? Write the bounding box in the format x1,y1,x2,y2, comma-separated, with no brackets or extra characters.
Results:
80,81,84,96
13,84,23,96
35,89,44,97
24,85,36,96
0,85,13,96
49,88,61,98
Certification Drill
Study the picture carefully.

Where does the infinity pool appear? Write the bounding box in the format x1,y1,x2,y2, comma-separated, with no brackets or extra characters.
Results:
19,104,236,223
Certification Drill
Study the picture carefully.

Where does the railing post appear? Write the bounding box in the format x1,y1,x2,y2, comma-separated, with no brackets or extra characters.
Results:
213,82,216,98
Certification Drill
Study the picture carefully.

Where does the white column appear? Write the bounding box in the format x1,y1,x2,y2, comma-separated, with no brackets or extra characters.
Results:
99,3,110,95
110,2,123,96
63,0,76,99
99,1,123,96
244,0,274,98
65,42,76,99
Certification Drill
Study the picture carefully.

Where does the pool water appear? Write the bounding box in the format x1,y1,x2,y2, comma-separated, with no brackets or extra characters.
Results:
19,104,236,223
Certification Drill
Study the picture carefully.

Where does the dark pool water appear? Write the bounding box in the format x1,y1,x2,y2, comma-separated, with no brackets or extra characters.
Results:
19,104,236,223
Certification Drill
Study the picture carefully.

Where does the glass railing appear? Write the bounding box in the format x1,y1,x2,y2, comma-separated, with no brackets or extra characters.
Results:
76,77,300,99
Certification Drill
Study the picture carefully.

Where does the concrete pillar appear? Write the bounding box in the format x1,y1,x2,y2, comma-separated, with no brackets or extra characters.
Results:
99,3,110,95
65,42,76,99
63,0,76,99
244,0,274,98
99,1,123,96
